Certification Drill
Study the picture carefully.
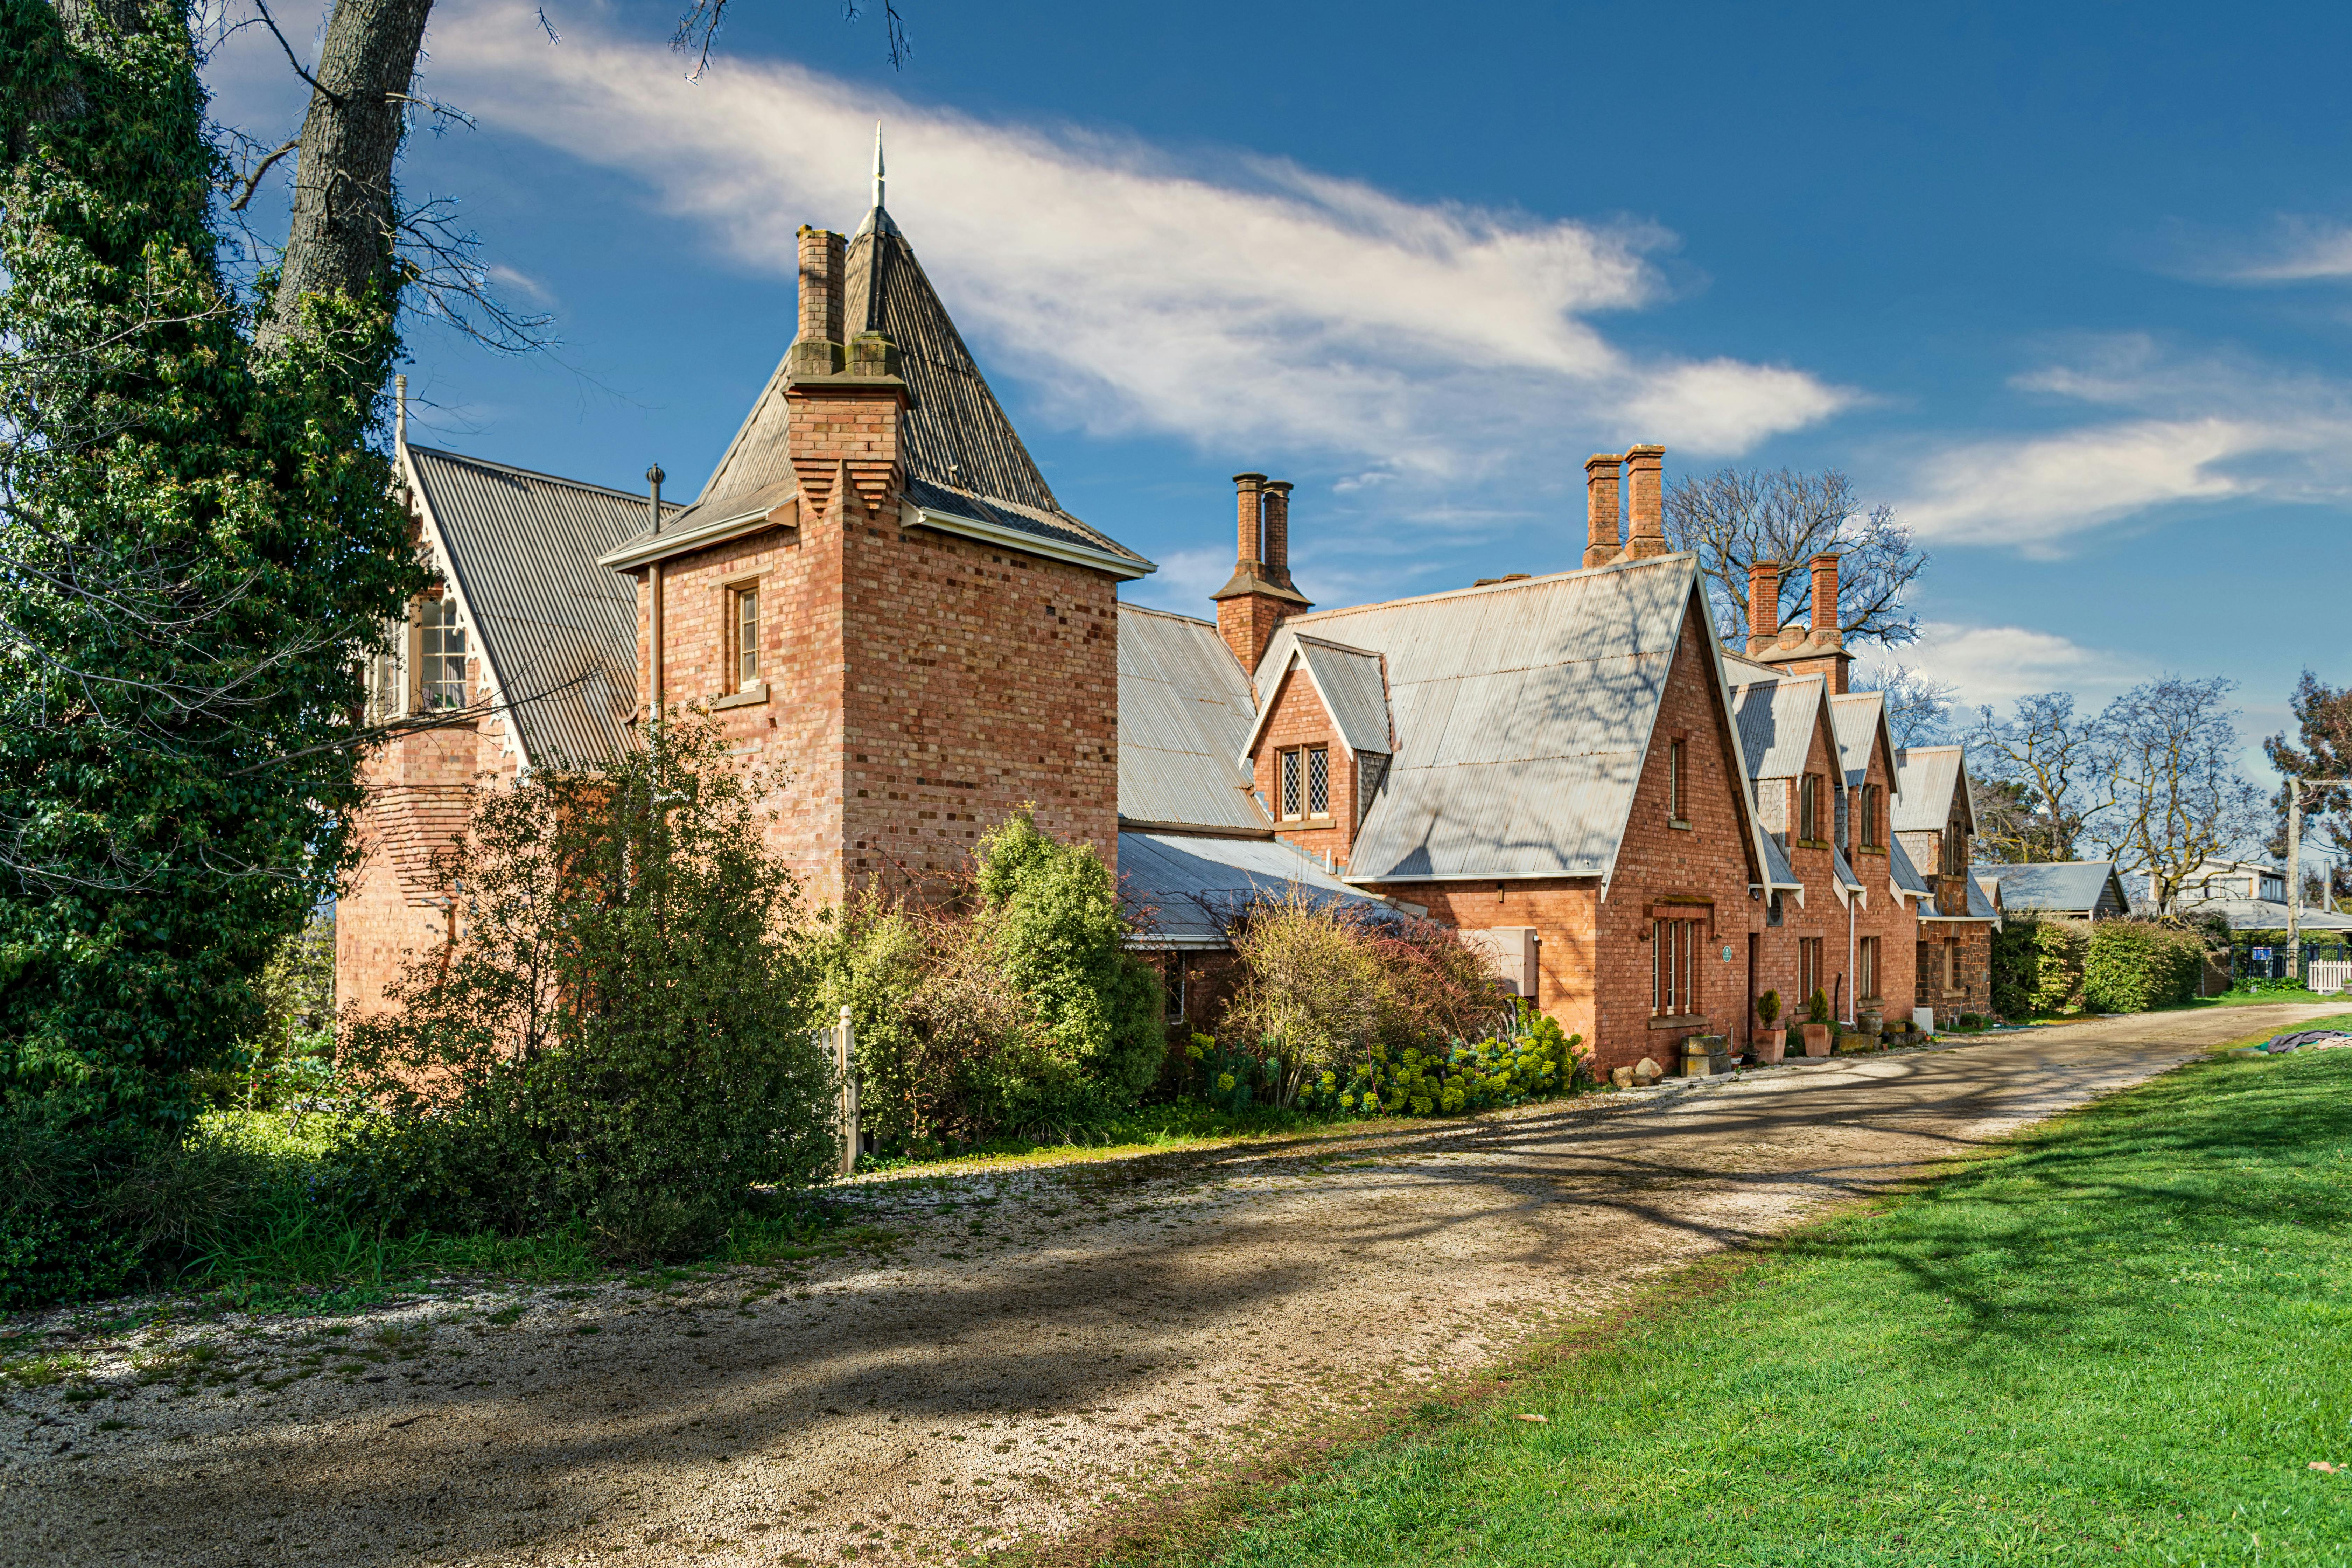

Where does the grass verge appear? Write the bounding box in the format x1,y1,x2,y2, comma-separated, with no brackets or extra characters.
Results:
1067,1039,2352,1567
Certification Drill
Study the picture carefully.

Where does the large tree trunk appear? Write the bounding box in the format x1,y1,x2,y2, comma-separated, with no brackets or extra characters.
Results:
254,0,434,354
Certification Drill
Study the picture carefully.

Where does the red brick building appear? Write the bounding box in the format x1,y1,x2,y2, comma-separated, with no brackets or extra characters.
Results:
337,175,1998,1056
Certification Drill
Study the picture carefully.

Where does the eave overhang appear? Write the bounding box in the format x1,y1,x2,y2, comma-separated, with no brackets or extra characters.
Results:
910,503,1157,581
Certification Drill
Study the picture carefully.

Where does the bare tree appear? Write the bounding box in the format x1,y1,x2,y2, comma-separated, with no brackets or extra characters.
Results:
1664,467,1928,649
1962,692,2110,864
2085,677,2266,914
2263,668,2352,869
1852,661,1955,748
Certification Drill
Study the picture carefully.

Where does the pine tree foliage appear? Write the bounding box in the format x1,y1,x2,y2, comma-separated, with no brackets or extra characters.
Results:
0,0,418,1135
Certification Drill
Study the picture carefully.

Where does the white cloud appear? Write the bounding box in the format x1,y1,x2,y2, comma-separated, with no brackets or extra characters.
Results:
1903,620,2144,713
1893,337,2352,552
389,1,1848,484
2205,217,2352,283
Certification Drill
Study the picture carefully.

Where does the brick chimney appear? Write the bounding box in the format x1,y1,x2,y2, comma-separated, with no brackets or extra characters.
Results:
1758,550,1850,692
1619,443,1670,560
1746,559,1781,655
1582,454,1622,568
1211,471,1311,673
1263,480,1298,590
788,226,846,377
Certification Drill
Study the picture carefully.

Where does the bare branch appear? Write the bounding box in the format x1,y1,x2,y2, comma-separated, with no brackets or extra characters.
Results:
225,136,299,211
251,0,341,105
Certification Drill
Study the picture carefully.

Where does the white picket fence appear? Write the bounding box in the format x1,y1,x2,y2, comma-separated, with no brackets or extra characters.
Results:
814,1005,860,1175
2309,960,2352,995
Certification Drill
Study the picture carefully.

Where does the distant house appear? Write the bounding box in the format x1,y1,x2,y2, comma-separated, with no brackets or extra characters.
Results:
1973,861,2131,920
2163,859,2352,934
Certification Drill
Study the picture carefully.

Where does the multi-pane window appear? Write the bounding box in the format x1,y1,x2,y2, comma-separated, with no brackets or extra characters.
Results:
1799,773,1821,842
1280,750,1302,819
1651,917,1703,1016
733,585,761,691
418,596,467,710
1306,746,1329,817
1277,746,1330,820
1858,936,1879,1001
1799,936,1824,1009
1668,740,1686,822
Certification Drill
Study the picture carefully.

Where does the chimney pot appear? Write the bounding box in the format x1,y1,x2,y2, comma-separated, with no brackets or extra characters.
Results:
1232,473,1267,567
1746,559,1781,654
1262,481,1295,586
791,227,847,376
1582,454,1622,568
1620,443,1669,559
1808,552,1842,648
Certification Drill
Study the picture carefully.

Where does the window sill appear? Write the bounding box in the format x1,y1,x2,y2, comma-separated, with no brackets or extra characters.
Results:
1278,816,1336,829
1669,819,1692,831
712,682,769,710
1796,839,1833,851
1856,846,1887,857
1647,1013,1709,1030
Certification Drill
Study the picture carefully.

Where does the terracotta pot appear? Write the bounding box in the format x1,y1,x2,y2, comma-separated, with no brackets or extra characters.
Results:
1753,1030,1786,1064
1801,1022,1832,1057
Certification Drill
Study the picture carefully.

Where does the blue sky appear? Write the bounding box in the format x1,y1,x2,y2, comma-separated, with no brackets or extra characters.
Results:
208,0,2352,766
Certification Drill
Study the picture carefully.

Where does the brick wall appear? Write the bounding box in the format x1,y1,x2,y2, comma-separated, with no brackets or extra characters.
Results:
1249,666,1362,872
1844,719,1919,1023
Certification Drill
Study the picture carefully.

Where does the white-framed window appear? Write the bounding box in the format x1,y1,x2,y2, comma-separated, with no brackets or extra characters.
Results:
1800,936,1824,1009
1164,954,1188,1023
732,583,761,691
418,596,467,710
1651,916,1702,1016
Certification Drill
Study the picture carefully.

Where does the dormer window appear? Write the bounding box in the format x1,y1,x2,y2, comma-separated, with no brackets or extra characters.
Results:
1799,773,1821,842
419,596,467,710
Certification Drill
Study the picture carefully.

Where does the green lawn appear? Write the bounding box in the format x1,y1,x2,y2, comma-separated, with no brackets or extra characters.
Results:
1156,1040,2352,1567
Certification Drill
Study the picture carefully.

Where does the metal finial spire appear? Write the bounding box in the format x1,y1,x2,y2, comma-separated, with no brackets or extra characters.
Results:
856,120,900,239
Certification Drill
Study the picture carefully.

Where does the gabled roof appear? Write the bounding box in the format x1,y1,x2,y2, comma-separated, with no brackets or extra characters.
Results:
1116,607,1268,833
664,208,1150,577
1239,633,1394,760
1894,745,1974,834
1889,834,1933,900
1118,831,1393,947
403,444,645,771
1829,692,1897,794
1246,553,1768,887
1973,860,2129,917
1731,674,1828,780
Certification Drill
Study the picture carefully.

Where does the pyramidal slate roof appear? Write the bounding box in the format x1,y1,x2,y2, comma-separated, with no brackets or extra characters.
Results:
679,205,1148,573
404,444,647,771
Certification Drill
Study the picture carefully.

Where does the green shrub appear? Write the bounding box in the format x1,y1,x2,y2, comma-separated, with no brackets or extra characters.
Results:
2081,919,2204,1013
2023,919,2090,1015
1756,989,1782,1028
339,715,838,1264
1806,988,1831,1025
810,812,1165,1151
0,1112,146,1308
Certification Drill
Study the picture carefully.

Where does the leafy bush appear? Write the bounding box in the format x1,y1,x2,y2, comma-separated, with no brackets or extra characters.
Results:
810,811,1165,1151
338,715,838,1264
1299,1004,1574,1115
0,1112,147,1308
1806,989,1832,1025
1756,989,1782,1027
1222,892,1511,1106
2081,919,2204,1013
1993,917,2094,1017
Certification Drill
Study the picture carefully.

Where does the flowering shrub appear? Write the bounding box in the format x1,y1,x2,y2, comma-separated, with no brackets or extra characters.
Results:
1295,1000,1580,1116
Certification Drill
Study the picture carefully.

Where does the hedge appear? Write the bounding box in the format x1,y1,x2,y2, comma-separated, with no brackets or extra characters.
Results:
1992,915,2205,1017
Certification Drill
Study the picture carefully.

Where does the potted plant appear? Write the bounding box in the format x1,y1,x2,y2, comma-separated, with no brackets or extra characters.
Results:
1801,988,1833,1056
1754,990,1786,1064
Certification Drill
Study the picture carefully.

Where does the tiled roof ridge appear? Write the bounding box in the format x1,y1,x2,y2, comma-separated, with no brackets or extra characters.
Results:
1283,549,1695,627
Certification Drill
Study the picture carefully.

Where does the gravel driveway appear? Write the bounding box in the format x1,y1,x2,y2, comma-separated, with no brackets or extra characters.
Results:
3,1003,2330,1567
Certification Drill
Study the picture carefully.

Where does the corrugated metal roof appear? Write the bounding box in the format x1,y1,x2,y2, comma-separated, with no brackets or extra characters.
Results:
1832,843,1865,893
685,212,1147,573
1243,555,1717,883
1118,831,1390,945
1762,831,1800,890
405,445,645,771
1889,834,1932,897
1893,745,1969,833
1829,692,1889,790
1117,607,1267,832
1973,860,2127,916
2168,895,2352,932
1292,635,1393,755
1731,676,1824,780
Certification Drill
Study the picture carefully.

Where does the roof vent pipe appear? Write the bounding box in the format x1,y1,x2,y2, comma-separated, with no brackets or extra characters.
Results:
647,464,665,533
